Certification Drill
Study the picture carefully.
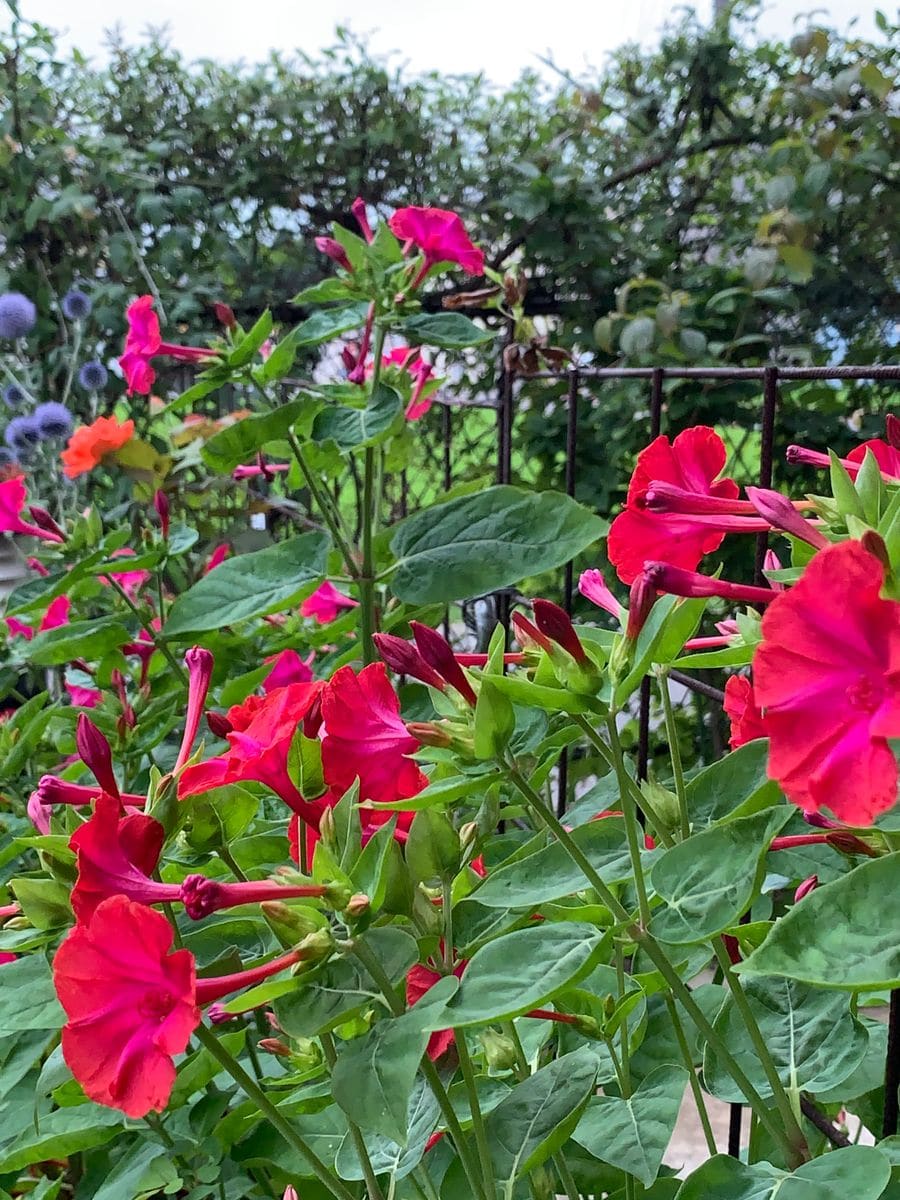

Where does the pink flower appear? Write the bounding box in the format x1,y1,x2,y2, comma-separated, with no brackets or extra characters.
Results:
723,675,768,749
607,426,739,585
203,543,230,573
66,682,102,708
300,581,358,625
0,477,64,543
6,594,70,642
787,441,900,484
406,960,468,1060
119,295,214,397
578,569,621,619
388,207,485,282
101,547,151,601
263,649,315,693
754,540,900,823
378,346,438,420
321,664,427,807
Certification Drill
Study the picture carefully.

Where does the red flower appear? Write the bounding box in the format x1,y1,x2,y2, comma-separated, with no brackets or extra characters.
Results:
61,415,134,480
607,426,739,584
263,649,315,692
388,206,484,282
406,961,467,1060
723,675,768,749
178,682,326,820
321,664,427,808
54,895,200,1117
846,438,900,480
754,540,900,823
300,581,358,624
0,477,65,542
377,346,438,420
119,295,213,396
6,594,69,642
69,791,168,923
203,543,230,573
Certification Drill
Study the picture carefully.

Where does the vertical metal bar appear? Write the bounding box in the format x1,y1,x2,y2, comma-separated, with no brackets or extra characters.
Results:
557,368,580,817
399,469,408,520
638,369,665,783
442,405,452,641
884,992,900,1136
728,1103,743,1158
495,328,515,638
754,366,778,585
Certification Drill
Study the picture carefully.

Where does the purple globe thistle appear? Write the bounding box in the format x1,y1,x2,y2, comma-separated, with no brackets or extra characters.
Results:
0,292,37,339
61,288,92,321
77,360,108,391
0,447,16,469
2,382,26,408
34,401,74,439
4,415,41,452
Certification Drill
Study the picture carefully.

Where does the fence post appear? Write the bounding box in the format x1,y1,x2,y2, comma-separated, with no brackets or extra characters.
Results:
557,366,581,816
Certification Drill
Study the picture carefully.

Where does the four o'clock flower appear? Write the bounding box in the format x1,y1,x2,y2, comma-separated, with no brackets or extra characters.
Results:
352,196,374,243
373,632,447,690
578,569,622,620
0,477,65,542
388,206,485,290
174,647,215,772
119,295,216,396
723,674,768,749
76,714,120,799
315,236,353,273
642,562,779,607
409,621,478,705
608,426,739,584
6,594,70,642
300,580,358,624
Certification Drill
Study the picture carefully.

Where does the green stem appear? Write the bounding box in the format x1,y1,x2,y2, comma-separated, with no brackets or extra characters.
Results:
358,324,387,666
456,1032,497,1200
571,714,673,848
193,1023,356,1200
244,1023,265,1083
553,1152,581,1200
321,1031,387,1200
217,844,249,883
665,996,717,1157
60,322,81,407
144,1111,176,1149
104,574,187,685
657,670,690,840
604,715,651,929
350,937,489,1200
505,766,802,1166
712,941,809,1164
442,878,454,974
614,942,632,1096
287,430,359,580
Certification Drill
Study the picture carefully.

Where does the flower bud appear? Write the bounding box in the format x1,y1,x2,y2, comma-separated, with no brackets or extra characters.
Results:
373,633,446,690
27,505,65,541
283,1187,299,1200
258,1037,293,1057
319,806,337,853
75,714,119,799
887,414,900,450
315,236,353,273
626,573,657,640
406,720,453,749
511,611,553,654
479,1028,518,1071
322,881,353,910
153,490,170,539
214,302,237,330
746,486,829,550
259,900,322,941
409,622,478,706
296,927,336,964
794,875,818,903
861,530,890,570
206,710,232,738
345,892,371,919
532,599,587,664
351,197,374,244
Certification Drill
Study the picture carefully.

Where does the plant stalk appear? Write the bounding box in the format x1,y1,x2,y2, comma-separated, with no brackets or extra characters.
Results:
321,1031,387,1200
455,1031,497,1200
657,669,690,840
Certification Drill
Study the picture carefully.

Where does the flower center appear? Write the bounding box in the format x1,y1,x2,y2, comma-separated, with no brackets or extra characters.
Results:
139,988,176,1022
846,675,883,713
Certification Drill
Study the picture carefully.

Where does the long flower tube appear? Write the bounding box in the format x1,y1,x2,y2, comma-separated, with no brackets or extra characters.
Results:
642,562,779,605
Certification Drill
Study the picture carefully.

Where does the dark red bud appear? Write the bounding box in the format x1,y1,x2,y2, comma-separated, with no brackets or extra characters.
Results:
409,621,478,706
153,490,170,539
206,711,232,738
75,713,119,799
27,505,65,540
626,574,657,640
341,345,358,373
794,875,818,902
315,236,353,273
351,197,374,243
532,599,587,663
511,611,553,654
861,530,890,570
372,633,446,690
213,302,237,330
887,414,900,450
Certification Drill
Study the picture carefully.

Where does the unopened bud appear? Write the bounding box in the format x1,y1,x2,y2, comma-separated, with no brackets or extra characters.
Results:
459,821,479,857
321,881,353,910
409,622,478,706
532,599,587,664
406,721,452,749
887,414,900,450
5,916,30,930
259,901,322,941
283,1186,299,1200
511,611,553,654
258,1037,293,1057
351,196,374,244
27,505,65,541
153,490,170,539
479,1028,518,1071
206,711,232,738
373,633,446,690
296,927,336,964
76,714,119,799
626,573,657,641
861,530,890,570
315,236,353,273
345,892,370,918
341,344,358,373
319,806,337,852
214,302,237,330
794,875,818,903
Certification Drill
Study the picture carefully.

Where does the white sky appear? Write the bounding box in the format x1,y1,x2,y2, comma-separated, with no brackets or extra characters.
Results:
20,0,883,82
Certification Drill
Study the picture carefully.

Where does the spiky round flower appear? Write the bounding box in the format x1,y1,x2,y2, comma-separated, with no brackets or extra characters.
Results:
0,448,16,468
0,293,37,339
2,383,26,408
4,415,41,452
77,361,108,391
61,289,92,321
34,402,74,439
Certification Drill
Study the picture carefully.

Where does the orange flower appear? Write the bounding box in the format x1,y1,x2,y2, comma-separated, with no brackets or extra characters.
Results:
61,415,135,479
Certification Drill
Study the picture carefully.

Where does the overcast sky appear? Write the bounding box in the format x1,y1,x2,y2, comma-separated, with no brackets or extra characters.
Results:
20,0,883,82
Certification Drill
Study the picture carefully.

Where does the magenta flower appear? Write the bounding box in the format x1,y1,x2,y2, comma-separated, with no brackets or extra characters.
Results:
119,295,214,396
388,206,485,288
6,594,69,642
0,478,64,543
300,580,358,624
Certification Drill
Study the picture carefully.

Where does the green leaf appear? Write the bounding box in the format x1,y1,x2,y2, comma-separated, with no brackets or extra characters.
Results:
201,399,308,472
0,1104,124,1172
778,244,814,284
615,595,707,704
365,770,503,812
702,978,868,1103
0,955,63,1033
91,1139,182,1200
287,731,326,802
675,1146,891,1200
26,617,129,667
650,807,792,944
291,277,355,305
335,1072,439,1182
435,923,609,1028
293,302,370,348
390,486,607,604
684,739,782,826
398,312,496,350
474,818,635,908
311,383,402,450
227,309,273,367
165,532,328,635
11,878,72,929
574,1065,688,1188
332,975,459,1143
737,853,900,989
274,928,418,1036
486,1049,599,1185
473,677,515,759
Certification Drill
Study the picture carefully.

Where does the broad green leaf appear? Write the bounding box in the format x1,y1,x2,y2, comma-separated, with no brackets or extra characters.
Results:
274,927,418,1036
26,617,129,666
615,596,707,704
390,486,607,604
0,955,63,1033
685,738,783,826
737,854,900,990
165,531,328,635
702,978,868,1102
335,1072,440,1182
91,1140,182,1200
435,923,609,1028
226,309,273,367
574,1065,688,1188
234,1104,349,1177
650,807,792,944
675,1146,891,1200
365,769,502,812
201,399,308,472
474,818,634,908
311,383,402,450
291,277,355,305
0,1104,124,1172
332,975,459,1144
292,302,370,348
482,671,598,715
398,312,496,349
486,1048,599,1185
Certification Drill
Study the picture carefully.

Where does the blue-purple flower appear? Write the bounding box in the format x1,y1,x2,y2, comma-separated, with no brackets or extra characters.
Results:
62,289,92,321
0,293,37,339
2,383,26,408
78,361,108,391
34,402,74,439
4,415,41,452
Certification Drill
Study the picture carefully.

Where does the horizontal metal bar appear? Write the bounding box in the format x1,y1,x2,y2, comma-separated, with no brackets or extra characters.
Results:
520,365,900,382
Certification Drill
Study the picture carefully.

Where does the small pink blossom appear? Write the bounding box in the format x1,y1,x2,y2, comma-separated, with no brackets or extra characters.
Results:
300,581,358,625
